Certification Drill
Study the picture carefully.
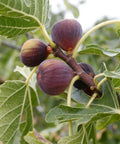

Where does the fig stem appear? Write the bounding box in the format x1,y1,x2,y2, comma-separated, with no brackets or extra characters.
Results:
26,65,39,85
86,77,107,108
86,93,97,108
67,75,80,106
67,75,80,136
40,24,56,48
97,77,107,90
68,121,73,136
94,73,104,85
27,86,34,127
73,20,120,58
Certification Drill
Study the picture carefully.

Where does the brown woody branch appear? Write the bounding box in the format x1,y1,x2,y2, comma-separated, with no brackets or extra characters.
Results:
1,40,21,51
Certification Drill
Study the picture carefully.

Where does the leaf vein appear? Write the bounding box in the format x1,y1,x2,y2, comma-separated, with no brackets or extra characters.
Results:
0,114,21,138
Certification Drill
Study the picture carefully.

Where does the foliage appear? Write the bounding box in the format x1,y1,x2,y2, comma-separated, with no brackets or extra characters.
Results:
0,0,120,144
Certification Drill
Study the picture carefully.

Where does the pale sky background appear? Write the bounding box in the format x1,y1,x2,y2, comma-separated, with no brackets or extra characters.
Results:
50,0,120,31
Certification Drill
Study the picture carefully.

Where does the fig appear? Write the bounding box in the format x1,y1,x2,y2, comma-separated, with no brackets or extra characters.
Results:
21,39,50,67
51,19,82,52
74,63,95,90
74,63,102,97
83,87,102,98
37,59,74,95
83,87,94,97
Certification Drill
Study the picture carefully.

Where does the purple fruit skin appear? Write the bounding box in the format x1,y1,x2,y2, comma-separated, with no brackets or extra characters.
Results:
83,87,102,98
21,39,48,67
51,19,82,52
37,59,74,95
74,63,95,90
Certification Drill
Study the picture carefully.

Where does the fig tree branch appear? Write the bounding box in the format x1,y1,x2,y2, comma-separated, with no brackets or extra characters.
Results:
1,40,21,51
53,46,102,97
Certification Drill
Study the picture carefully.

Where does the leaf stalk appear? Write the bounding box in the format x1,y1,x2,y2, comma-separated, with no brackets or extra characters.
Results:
67,75,80,136
26,66,39,85
40,24,56,48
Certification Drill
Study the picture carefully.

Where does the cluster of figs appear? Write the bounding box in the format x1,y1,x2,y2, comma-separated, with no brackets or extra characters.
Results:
21,19,95,96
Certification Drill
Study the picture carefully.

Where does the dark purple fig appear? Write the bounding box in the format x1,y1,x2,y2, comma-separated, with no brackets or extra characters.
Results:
83,87,95,97
21,39,51,67
83,87,102,98
74,63,102,98
74,63,95,90
51,19,82,52
37,59,74,95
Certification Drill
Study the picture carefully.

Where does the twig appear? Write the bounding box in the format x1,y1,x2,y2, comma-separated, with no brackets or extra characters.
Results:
86,77,107,108
1,40,21,51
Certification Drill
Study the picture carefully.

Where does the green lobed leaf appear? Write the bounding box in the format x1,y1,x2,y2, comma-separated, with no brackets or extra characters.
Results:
14,66,40,106
71,79,119,109
104,71,120,79
0,0,49,37
45,104,120,124
0,80,39,144
96,114,120,130
58,131,83,144
79,44,120,57
24,129,52,144
14,66,37,92
20,104,33,144
102,63,120,82
13,130,21,144
0,50,18,80
58,122,96,144
102,64,120,94
111,64,120,91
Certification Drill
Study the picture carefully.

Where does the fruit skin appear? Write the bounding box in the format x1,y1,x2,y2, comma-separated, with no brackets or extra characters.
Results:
74,63,95,90
21,39,49,67
83,87,102,98
51,19,82,52
37,59,74,95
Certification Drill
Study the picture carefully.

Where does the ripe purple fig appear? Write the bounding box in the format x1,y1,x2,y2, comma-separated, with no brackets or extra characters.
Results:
51,19,82,52
21,39,51,67
74,63,95,90
37,59,74,95
83,87,102,98
74,63,102,98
